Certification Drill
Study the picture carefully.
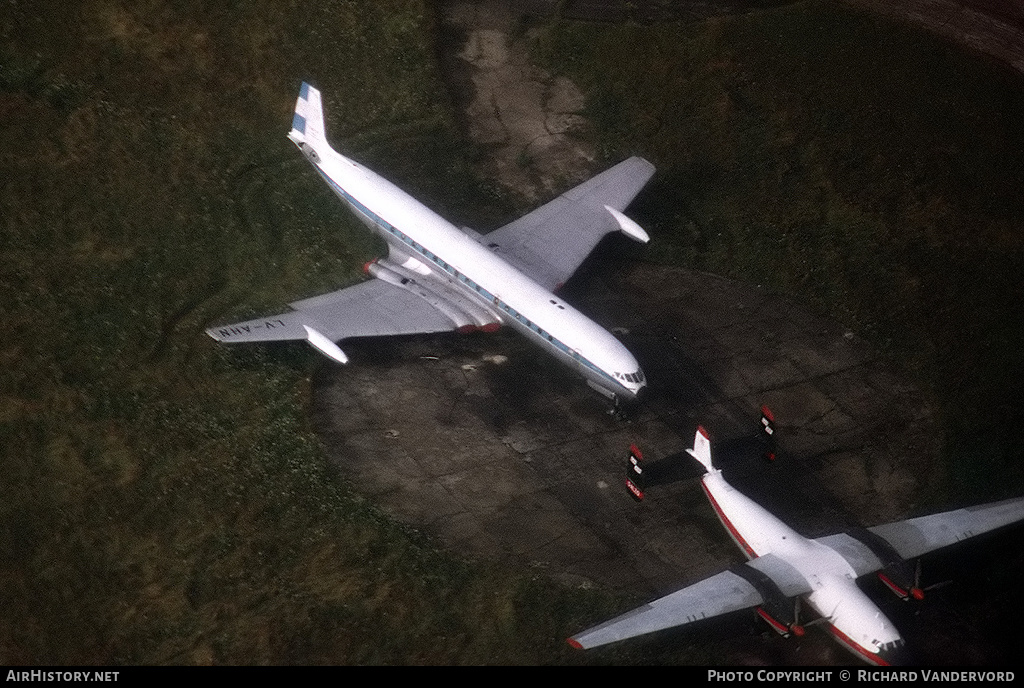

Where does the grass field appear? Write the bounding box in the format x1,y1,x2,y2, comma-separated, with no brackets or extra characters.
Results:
0,0,656,665
535,1,1024,503
2,0,1023,665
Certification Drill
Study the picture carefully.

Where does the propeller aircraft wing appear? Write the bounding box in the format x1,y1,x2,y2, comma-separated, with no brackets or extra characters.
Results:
570,423,1024,664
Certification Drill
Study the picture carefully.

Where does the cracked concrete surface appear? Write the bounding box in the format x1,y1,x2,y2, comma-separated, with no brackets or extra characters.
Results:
306,1,1024,664
445,1,595,203
313,263,943,664
313,261,942,606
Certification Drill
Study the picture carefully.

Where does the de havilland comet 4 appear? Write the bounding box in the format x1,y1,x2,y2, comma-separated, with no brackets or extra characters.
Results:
207,82,654,407
570,426,1024,665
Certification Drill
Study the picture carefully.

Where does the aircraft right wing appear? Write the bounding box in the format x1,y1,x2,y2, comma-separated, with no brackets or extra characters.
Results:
569,550,818,650
206,279,458,361
481,156,655,291
568,569,764,650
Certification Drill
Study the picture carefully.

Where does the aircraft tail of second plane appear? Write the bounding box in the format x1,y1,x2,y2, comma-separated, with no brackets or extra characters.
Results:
287,82,328,152
685,426,714,473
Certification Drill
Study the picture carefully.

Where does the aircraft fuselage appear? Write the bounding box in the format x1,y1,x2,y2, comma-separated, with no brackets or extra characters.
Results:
303,144,647,403
701,469,908,664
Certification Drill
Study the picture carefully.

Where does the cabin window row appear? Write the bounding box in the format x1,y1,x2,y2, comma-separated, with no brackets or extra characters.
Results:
337,181,616,387
387,222,607,379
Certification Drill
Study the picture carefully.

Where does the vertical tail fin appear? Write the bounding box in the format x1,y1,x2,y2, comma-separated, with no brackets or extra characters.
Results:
625,444,645,501
287,82,327,150
760,405,777,462
685,426,714,472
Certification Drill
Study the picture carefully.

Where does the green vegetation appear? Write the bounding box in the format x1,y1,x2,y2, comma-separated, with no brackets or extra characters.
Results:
2,0,679,665
535,1,1024,502
4,0,1023,665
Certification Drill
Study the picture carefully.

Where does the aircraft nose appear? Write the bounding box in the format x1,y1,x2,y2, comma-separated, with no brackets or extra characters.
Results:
878,643,917,666
635,382,648,401
622,381,647,408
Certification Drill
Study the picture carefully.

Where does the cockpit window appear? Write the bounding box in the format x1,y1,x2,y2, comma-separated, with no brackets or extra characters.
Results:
617,371,647,384
872,639,905,652
622,370,645,384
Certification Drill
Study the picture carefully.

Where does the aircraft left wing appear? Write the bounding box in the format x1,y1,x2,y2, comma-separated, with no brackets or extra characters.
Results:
817,495,1024,577
481,157,655,291
206,279,458,360
569,569,764,650
868,495,1024,560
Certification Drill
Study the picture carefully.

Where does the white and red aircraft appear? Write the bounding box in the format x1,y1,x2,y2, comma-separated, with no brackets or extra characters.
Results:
569,425,1024,665
206,83,654,406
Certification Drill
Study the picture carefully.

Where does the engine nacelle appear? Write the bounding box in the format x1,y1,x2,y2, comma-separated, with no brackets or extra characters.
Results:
732,563,805,639
878,561,925,602
366,258,501,332
756,605,805,639
847,527,925,602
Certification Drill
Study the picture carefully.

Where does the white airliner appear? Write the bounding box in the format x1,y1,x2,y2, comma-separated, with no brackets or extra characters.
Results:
569,426,1024,665
206,82,654,405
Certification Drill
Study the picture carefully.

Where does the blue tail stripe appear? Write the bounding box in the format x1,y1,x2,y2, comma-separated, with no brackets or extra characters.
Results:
291,113,306,134
299,81,310,100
